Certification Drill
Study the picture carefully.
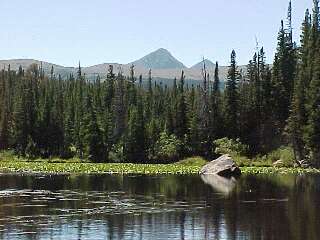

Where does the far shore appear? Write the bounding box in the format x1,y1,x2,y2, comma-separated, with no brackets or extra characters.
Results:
0,157,319,175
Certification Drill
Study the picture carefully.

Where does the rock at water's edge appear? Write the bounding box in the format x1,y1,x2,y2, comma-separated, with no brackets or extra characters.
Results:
200,154,241,177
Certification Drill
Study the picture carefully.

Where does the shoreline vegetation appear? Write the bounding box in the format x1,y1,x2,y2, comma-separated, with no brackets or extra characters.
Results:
1,152,319,175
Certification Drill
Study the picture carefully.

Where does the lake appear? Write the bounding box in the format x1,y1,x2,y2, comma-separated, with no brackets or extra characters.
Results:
0,173,319,240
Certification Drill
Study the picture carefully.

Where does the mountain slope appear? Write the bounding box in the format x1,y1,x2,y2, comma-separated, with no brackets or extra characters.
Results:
131,48,186,70
191,59,215,70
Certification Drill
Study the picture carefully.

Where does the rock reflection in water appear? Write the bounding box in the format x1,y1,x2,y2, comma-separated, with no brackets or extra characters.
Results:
201,174,237,195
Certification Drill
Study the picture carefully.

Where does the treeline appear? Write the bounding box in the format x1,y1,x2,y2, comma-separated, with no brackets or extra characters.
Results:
0,0,319,166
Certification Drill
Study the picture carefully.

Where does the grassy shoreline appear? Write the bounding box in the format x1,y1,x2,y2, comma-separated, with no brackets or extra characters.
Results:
1,159,320,175
1,151,320,175
0,161,200,175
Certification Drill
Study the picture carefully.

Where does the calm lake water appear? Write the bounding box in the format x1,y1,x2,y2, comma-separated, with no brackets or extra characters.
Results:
0,173,320,240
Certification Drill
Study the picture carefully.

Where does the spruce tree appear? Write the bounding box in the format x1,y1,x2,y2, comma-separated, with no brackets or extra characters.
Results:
224,50,240,138
84,93,105,162
0,101,9,150
175,71,187,139
211,61,222,139
198,60,211,156
113,72,126,140
305,52,320,166
287,9,311,162
105,65,115,109
270,17,297,152
123,99,146,163
0,73,9,150
13,91,28,155
128,64,137,105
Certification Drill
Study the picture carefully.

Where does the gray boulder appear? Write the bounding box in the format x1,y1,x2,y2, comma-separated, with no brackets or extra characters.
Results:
200,154,241,177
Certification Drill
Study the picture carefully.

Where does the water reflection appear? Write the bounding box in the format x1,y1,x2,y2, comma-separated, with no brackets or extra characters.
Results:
201,174,237,195
0,173,319,239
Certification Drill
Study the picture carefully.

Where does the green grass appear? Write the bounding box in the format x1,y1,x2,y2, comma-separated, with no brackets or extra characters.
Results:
0,161,202,175
1,151,319,175
176,156,207,166
241,166,320,175
0,151,205,175
0,159,319,175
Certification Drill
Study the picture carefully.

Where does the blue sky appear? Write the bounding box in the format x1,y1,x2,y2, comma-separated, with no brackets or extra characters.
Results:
1,0,312,67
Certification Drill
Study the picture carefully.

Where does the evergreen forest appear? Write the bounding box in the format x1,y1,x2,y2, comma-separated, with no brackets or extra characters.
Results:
1,0,320,167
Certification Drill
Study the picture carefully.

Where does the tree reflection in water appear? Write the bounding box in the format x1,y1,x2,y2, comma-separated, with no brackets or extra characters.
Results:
0,173,319,239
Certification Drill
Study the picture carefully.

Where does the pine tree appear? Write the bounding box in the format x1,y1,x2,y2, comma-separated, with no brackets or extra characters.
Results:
123,99,146,163
13,90,28,154
175,70,187,139
305,51,320,166
93,75,102,111
105,65,115,109
287,74,307,163
146,69,153,120
103,109,114,162
165,106,174,134
224,50,240,138
0,101,9,150
38,84,52,157
147,117,161,159
198,60,211,156
148,69,153,95
211,61,222,139
287,9,312,162
0,72,9,150
113,72,126,141
64,104,75,157
139,74,143,88
84,93,105,162
128,64,137,105
271,17,297,150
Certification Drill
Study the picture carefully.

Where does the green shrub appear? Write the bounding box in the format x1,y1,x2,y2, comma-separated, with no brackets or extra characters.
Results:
264,146,295,167
213,137,248,156
108,142,124,163
152,132,183,163
232,155,251,167
0,150,19,162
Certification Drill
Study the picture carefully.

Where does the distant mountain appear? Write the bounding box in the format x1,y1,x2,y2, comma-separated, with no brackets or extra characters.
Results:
0,59,74,78
131,48,186,70
0,49,248,82
191,59,215,70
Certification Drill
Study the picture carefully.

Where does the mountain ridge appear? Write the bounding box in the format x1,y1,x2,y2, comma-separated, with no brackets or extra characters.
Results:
0,48,247,81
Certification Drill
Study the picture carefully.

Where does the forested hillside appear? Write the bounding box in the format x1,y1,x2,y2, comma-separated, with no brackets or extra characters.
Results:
0,0,319,166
